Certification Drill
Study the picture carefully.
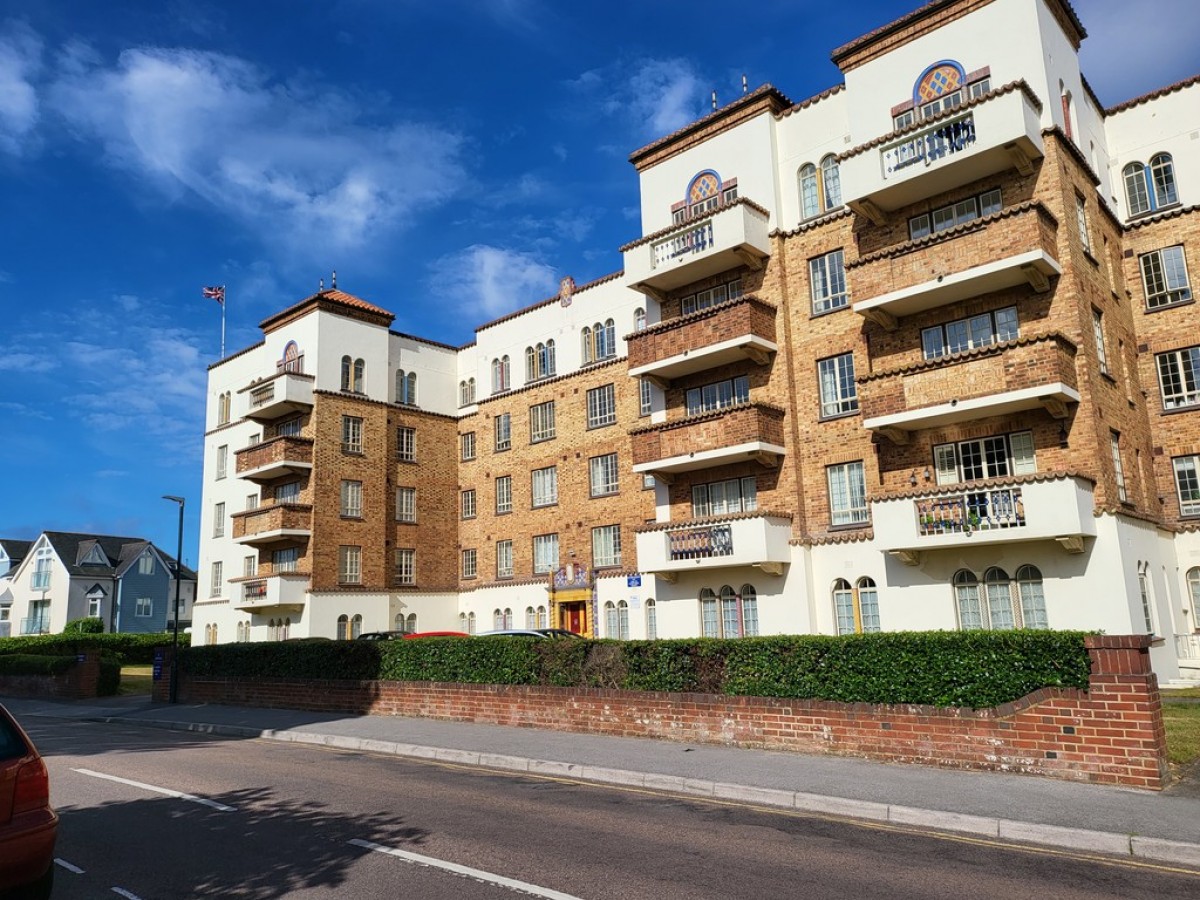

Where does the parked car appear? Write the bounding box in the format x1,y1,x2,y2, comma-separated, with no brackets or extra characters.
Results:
402,631,471,639
476,629,548,638
356,631,409,641
535,628,584,639
0,703,57,900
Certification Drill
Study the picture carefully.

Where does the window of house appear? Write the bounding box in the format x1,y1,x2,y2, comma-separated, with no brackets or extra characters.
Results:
459,378,476,407
462,549,477,579
692,476,757,518
526,606,537,629
817,353,858,418
494,413,511,452
645,598,657,640
396,487,416,523
809,249,848,314
533,534,559,575
492,356,511,393
530,400,556,442
799,156,842,218
210,561,223,598
394,548,415,586
833,577,881,635
583,320,616,363
216,445,228,480
681,278,742,315
273,547,297,573
1092,308,1108,375
397,426,416,462
1124,153,1178,215
1111,431,1128,502
138,553,155,575
336,615,349,640
634,308,646,331
921,306,1018,359
908,189,1001,240
968,77,991,98
342,416,363,454
461,489,476,519
1156,347,1200,410
217,391,231,426
1173,456,1200,517
136,597,152,617
275,481,300,503
532,466,558,508
88,594,102,618
1187,568,1200,623
525,341,556,381
589,453,620,497
340,480,362,518
339,546,362,584
933,431,1035,484
276,418,302,438
953,566,1051,631
461,432,476,461
496,540,514,578
495,476,512,514
213,502,225,538
246,493,259,510
604,600,631,639
396,370,418,405
1140,246,1192,309
1138,563,1155,634
893,108,916,129
1075,193,1092,255
699,584,758,638
592,525,621,569
827,461,868,526
341,356,364,392
587,384,617,428
639,378,653,417
685,375,749,415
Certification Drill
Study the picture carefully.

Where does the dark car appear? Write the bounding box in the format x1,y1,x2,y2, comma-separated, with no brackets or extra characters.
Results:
356,631,409,641
535,628,584,639
0,704,57,900
402,631,471,639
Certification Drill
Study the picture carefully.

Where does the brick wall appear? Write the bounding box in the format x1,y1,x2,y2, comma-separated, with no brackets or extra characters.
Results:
0,652,102,699
163,635,1167,789
626,296,778,370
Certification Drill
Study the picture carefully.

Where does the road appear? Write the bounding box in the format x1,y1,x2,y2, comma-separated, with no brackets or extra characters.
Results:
18,714,1200,899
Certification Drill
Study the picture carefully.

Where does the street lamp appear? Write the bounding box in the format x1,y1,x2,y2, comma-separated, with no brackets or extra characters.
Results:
162,495,185,704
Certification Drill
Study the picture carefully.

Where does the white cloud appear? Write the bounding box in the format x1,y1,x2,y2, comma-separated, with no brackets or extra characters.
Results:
46,44,468,256
0,352,58,374
0,22,42,155
1079,0,1200,104
428,245,558,320
573,57,705,142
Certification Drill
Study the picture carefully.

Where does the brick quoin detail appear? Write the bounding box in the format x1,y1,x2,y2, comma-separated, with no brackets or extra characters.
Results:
161,635,1168,789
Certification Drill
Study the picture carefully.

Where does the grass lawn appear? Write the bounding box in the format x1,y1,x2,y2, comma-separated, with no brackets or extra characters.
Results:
119,665,154,695
1163,701,1200,769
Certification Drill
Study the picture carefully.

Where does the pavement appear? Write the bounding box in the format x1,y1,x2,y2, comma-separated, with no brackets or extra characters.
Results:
6,692,1200,869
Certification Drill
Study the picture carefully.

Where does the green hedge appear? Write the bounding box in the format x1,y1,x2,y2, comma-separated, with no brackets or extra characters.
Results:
178,631,1092,709
0,654,76,677
0,633,172,665
97,658,121,696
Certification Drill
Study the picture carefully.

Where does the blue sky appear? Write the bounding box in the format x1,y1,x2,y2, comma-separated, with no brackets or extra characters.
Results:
1,0,1196,563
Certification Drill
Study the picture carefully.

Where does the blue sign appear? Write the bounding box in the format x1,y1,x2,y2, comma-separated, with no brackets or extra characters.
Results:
626,575,642,588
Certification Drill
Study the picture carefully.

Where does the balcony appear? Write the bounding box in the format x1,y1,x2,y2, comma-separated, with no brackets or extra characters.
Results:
630,404,786,478
233,573,309,612
871,473,1095,564
627,296,778,385
859,333,1079,444
20,617,51,635
241,370,315,422
840,83,1044,222
232,503,313,547
635,512,793,579
622,199,771,298
850,203,1061,329
235,436,314,483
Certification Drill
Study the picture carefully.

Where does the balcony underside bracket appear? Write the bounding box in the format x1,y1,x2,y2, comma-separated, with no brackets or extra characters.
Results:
1004,142,1035,176
642,374,671,392
852,198,887,226
889,549,922,567
1021,263,1051,292
1056,535,1086,554
638,284,669,304
733,247,767,271
861,308,898,332
657,571,678,584
1041,397,1070,419
744,346,774,366
876,426,911,445
757,562,785,576
649,470,674,485
750,451,780,468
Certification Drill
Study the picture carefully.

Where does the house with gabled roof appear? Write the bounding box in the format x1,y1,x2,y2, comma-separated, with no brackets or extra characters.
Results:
1,531,196,637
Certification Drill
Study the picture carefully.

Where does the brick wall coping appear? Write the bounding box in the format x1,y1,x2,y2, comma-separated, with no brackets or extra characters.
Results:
1125,202,1200,231
234,434,315,455
846,201,1058,270
628,401,786,437
856,331,1077,383
229,501,312,521
618,197,772,253
838,81,1043,163
634,509,793,534
623,294,777,342
792,528,874,546
868,469,1094,503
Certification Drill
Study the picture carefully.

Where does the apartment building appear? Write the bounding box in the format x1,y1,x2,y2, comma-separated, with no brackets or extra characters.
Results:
195,0,1200,678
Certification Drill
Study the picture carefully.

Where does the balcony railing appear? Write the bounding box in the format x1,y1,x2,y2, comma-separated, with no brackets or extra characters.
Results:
1176,634,1200,661
668,523,735,561
630,403,786,476
627,296,778,383
241,370,315,422
234,572,308,611
636,512,792,576
20,617,51,635
916,487,1025,536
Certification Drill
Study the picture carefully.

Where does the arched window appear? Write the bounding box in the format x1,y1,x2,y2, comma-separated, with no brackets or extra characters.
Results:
395,613,405,631
282,340,301,373
537,605,548,629
913,61,965,118
984,567,1015,630
351,614,363,639
468,611,477,635
832,579,855,635
597,319,616,360
217,391,231,426
459,378,476,407
503,607,513,629
492,357,510,393
820,155,842,209
337,614,350,640
341,356,353,391
396,370,417,405
1138,562,1156,635
799,163,820,219
740,585,759,636
1016,565,1048,629
699,588,719,637
543,341,556,377
645,598,657,640
856,578,879,633
634,308,646,331
493,608,504,630
581,327,593,364
953,570,983,629
1150,153,1178,207
459,612,467,631
351,359,363,392
605,600,618,638
281,617,290,640
834,578,879,634
1125,154,1178,216
406,612,417,633
686,170,722,218
267,619,275,641
525,346,536,382
237,621,245,642
617,600,630,640
719,585,741,639
526,606,537,629
1188,568,1200,626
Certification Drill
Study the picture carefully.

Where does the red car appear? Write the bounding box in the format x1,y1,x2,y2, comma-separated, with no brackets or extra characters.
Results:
0,704,57,900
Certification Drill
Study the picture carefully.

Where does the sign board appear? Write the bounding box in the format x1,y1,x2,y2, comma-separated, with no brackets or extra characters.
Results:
626,575,642,588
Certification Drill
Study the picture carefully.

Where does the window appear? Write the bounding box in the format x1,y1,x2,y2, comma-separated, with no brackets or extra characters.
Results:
893,108,915,129
462,549,477,579
685,375,749,415
681,278,742,315
1092,308,1108,375
798,156,842,218
532,466,558,508
589,453,620,497
833,577,880,635
1110,431,1127,503
646,598,657,640
817,353,858,417
210,561,223,598
394,548,415,586
396,487,416,523
692,476,756,518
247,493,259,510
954,570,982,629
538,606,548,629
1140,246,1192,309
340,480,363,518
583,320,616,362
495,475,512,514
1157,347,1200,409
273,547,297,573
1124,153,1178,215
525,341,556,381
213,502,225,538
1075,193,1092,255
459,378,476,407
1138,563,1155,634
810,249,848,314
604,600,630,640
968,77,991,98
461,489,476,519
336,614,349,640
216,445,228,480
492,356,511,393
496,540,514,579
1017,565,1048,629
339,356,364,392
1187,568,1200,625
934,431,1035,484
136,597,152,618
275,480,300,503
526,606,538,629
639,378,653,417
921,306,1017,358
533,534,559,575
699,584,758,638
138,553,155,575
276,418,302,437
396,426,415,462
1174,456,1200,517
396,370,417,405
461,432,476,461
530,400,556,442
342,416,363,454
827,461,868,526
592,525,621,568
494,413,511,452
909,189,1001,240
634,308,646,331
339,546,362,584
217,391,231,426
587,384,617,428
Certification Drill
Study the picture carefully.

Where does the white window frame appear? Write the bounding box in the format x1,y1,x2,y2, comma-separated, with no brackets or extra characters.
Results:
213,502,225,538
342,416,363,454
461,432,476,461
496,540,514,579
396,426,416,462
531,466,558,508
216,444,228,480
495,475,513,514
396,487,416,523
685,375,749,416
461,489,476,519
272,547,298,573
589,453,620,497
934,431,1035,484
1092,308,1108,375
533,534,559,575
210,561,223,598
922,306,1018,359
592,525,621,569
462,549,477,579
530,400,556,443
135,597,152,618
692,476,757,518
339,546,363,585
586,384,617,428
1140,246,1192,309
1157,346,1200,410
827,461,868,526
1111,431,1127,503
810,249,848,314
1173,455,1200,517
394,548,415,586
494,413,511,452
340,480,363,518
1075,193,1092,254
817,353,858,418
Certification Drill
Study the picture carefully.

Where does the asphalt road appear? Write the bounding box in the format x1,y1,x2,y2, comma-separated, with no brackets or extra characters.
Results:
19,715,1200,899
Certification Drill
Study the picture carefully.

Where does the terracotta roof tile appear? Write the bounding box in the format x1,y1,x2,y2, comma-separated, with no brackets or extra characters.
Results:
1104,72,1200,115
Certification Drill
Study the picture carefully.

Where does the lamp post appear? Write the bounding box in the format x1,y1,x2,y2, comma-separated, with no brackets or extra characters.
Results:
162,495,185,704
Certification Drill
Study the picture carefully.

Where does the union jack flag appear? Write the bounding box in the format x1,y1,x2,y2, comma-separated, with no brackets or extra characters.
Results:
202,285,225,305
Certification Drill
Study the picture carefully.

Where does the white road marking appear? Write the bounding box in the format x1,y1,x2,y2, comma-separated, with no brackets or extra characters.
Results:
71,768,236,812
55,858,85,874
111,888,143,899
349,838,584,899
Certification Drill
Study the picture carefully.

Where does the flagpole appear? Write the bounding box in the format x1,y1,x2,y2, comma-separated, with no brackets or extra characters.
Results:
220,285,226,359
